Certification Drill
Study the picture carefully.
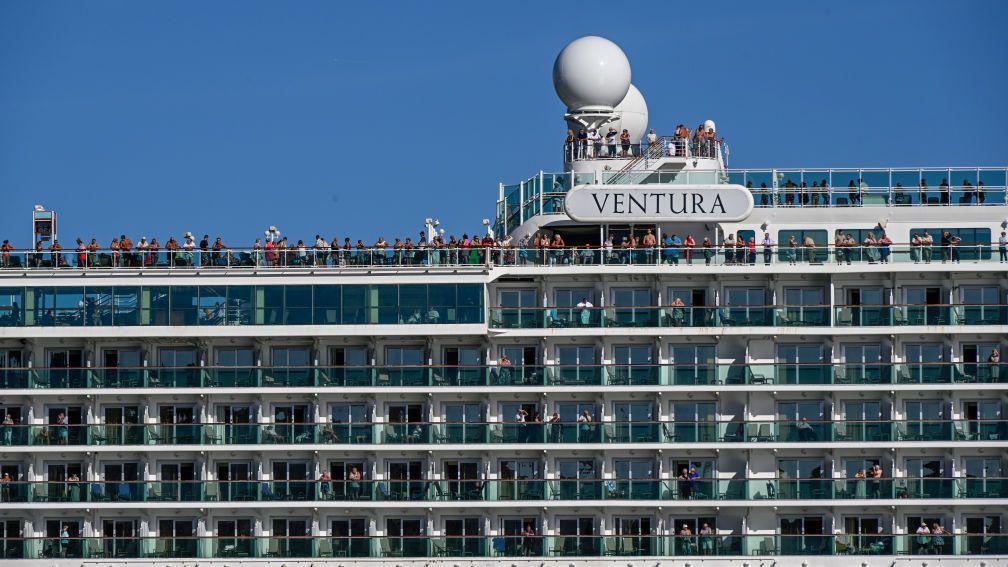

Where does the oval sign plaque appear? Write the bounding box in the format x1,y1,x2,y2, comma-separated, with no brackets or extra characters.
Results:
564,183,754,222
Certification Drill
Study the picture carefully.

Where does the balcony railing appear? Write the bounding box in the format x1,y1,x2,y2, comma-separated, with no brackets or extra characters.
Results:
1,362,1003,392
8,533,1008,559
3,420,1004,447
5,477,1005,505
2,241,1006,275
488,303,1006,329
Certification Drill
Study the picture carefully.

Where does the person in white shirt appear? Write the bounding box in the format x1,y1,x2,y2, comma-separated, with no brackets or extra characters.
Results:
646,128,658,146
587,128,601,158
576,297,593,309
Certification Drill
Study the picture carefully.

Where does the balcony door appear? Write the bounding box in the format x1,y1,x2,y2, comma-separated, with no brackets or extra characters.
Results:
160,462,197,501
102,519,139,557
779,516,826,554
614,516,654,555
216,461,253,501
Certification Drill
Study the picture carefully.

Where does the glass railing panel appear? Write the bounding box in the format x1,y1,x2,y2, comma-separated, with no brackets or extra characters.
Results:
833,363,893,384
0,368,29,388
959,477,1008,498
895,363,953,384
895,478,955,499
547,365,602,385
92,368,144,388
489,365,544,386
604,422,659,443
548,535,601,556
664,478,728,500
0,482,29,503
549,479,601,500
433,479,486,501
770,363,832,385
954,419,1008,441
0,538,26,559
380,423,431,444
376,536,430,557
432,366,487,386
834,420,892,442
776,420,833,442
665,364,718,385
434,535,487,557
28,424,89,445
602,479,660,499
956,305,1007,325
208,480,261,502
148,367,202,387
146,480,201,502
834,305,892,326
261,367,313,387
549,422,600,443
489,423,545,443
318,366,373,387
147,423,202,444
203,423,259,444
206,367,259,387
490,536,544,557
896,305,952,326
896,420,954,441
720,307,773,326
319,423,374,444
489,308,543,329
667,306,716,327
32,368,88,388
604,307,660,327
607,364,660,385
261,537,315,558
435,423,487,444
492,479,546,501
545,307,603,328
260,423,316,444
833,478,894,499
776,534,835,555
775,306,829,327
602,535,663,556
375,366,429,387
663,421,724,442
212,537,258,558
955,363,1005,383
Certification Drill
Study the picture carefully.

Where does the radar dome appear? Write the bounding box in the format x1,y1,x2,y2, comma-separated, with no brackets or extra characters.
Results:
553,36,631,112
703,119,716,133
611,84,648,141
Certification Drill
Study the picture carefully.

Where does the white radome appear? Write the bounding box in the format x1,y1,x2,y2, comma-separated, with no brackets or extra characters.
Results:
553,36,631,111
610,84,648,141
704,119,717,133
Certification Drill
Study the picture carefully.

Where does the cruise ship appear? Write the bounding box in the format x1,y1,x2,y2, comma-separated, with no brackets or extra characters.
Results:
0,35,1006,567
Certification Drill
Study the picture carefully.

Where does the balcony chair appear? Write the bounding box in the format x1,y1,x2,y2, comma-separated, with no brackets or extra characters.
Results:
153,538,169,558
204,481,218,501
145,425,163,444
264,538,280,557
550,536,566,556
317,537,333,558
836,307,853,326
431,538,448,557
379,538,401,557
260,482,275,500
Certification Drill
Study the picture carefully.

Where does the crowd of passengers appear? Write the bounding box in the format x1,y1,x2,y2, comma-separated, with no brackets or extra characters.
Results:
750,177,994,207
2,228,1006,269
565,124,723,161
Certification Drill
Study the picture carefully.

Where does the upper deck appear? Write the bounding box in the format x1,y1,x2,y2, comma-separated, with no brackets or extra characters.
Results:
496,165,1008,236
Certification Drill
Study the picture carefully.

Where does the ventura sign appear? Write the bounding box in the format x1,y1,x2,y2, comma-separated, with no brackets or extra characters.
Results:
564,183,754,222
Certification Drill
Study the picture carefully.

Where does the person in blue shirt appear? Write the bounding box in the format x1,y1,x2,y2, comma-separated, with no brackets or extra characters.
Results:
668,234,682,265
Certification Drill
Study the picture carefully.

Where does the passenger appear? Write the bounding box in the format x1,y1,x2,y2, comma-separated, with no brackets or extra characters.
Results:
605,128,618,157
921,231,934,263
877,232,892,263
910,233,921,263
683,234,696,265
746,236,756,265
701,237,713,266
999,231,1008,263
646,128,658,147
642,229,656,264
939,178,950,205
576,128,588,159
803,235,817,263
723,233,736,264
564,130,575,161
619,129,632,157
761,232,774,265
787,235,798,265
587,128,601,158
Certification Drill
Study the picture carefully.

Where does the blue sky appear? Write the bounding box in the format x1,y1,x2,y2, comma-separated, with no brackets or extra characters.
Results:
1,1,1006,245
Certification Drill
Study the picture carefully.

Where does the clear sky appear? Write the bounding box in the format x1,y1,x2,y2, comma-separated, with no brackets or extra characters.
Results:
2,1,1006,246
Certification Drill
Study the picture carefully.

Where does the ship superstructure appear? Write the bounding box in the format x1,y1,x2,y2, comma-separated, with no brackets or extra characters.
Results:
0,36,1006,567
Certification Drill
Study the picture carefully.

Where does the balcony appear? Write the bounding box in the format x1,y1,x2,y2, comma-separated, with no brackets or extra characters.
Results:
15,533,1008,558
3,420,1004,447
